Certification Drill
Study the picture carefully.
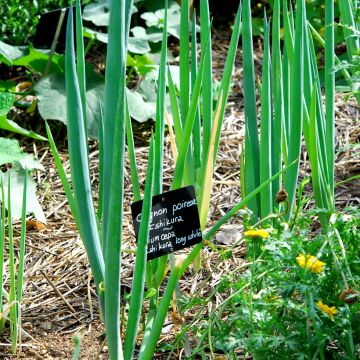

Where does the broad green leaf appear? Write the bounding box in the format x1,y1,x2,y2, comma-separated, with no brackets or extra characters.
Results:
128,38,151,54
0,167,45,223
0,92,47,140
0,41,25,64
127,76,171,123
252,17,264,36
0,91,14,116
126,88,157,122
131,26,163,43
0,137,44,171
127,54,155,76
141,1,182,39
83,0,138,26
34,69,103,138
83,0,111,26
84,29,151,54
0,80,16,92
35,67,170,131
12,47,65,74
0,42,64,74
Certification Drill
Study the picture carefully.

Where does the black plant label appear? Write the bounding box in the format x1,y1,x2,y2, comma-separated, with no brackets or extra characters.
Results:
131,186,202,261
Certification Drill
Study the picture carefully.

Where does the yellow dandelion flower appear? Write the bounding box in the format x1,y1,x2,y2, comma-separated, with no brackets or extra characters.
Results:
316,300,338,320
311,259,326,273
296,254,325,273
244,229,269,239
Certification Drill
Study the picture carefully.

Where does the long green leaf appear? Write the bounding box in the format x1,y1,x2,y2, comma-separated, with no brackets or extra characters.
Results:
200,0,213,161
242,0,260,217
282,46,290,153
7,174,17,354
271,0,283,198
213,4,242,163
307,29,330,189
138,263,180,359
259,18,272,218
283,0,294,68
126,102,141,202
149,2,169,307
325,0,335,202
307,88,328,227
102,0,133,246
103,0,129,357
338,0,359,59
97,105,104,221
191,10,201,171
16,173,27,305
172,25,211,190
75,0,88,142
198,94,223,229
285,0,305,218
167,67,183,147
180,0,190,126
65,5,105,307
124,138,154,360
0,181,5,331
153,1,168,196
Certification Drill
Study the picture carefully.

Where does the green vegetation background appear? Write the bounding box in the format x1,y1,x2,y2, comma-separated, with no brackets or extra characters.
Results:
1,0,332,45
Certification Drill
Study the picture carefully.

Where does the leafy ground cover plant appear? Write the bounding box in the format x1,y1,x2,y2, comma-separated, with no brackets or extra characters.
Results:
178,206,359,358
0,91,46,141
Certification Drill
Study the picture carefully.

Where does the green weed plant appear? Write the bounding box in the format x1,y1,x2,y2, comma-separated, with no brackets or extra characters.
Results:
179,206,359,359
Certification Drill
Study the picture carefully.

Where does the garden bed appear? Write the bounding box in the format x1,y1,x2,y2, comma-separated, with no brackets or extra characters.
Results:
0,22,359,358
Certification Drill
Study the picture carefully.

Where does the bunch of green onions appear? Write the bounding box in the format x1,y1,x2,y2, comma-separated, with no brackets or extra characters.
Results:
241,0,336,229
46,0,296,358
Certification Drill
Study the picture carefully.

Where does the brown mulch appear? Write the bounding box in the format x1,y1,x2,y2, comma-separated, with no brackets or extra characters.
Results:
0,25,359,360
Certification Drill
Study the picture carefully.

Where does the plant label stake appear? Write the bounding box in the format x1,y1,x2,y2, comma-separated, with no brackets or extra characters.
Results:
131,186,202,260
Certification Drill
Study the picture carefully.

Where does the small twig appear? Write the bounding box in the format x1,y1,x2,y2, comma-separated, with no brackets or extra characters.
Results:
95,337,107,360
40,270,78,316
16,241,57,257
87,270,94,321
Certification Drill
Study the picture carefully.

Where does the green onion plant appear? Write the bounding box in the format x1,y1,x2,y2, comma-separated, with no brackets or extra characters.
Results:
0,174,27,355
337,0,360,104
241,0,336,228
46,0,297,358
